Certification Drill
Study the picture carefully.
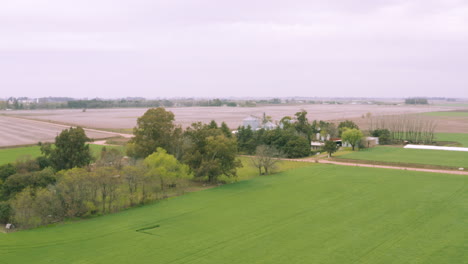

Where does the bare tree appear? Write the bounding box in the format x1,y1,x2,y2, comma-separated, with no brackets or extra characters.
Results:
251,145,283,175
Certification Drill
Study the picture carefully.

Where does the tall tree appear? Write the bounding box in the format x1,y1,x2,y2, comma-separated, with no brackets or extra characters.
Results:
294,110,312,144
40,127,92,170
127,107,179,159
92,167,121,213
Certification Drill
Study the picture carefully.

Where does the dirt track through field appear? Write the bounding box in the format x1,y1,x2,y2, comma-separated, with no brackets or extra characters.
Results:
285,157,468,175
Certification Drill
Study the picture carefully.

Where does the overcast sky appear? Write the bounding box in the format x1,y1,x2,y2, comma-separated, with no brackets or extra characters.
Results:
1,0,467,98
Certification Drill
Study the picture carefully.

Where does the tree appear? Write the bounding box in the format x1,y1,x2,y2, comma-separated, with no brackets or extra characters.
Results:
283,135,310,158
220,122,232,138
338,120,359,136
144,148,192,197
0,164,16,182
341,128,364,151
279,116,293,129
92,167,121,213
40,127,93,170
127,107,178,159
208,120,218,129
1,168,56,200
97,147,123,169
294,110,312,144
184,124,241,182
0,201,12,224
10,187,39,228
236,125,256,154
251,145,282,175
323,141,339,157
122,163,146,205
371,129,391,145
203,135,242,182
56,168,95,217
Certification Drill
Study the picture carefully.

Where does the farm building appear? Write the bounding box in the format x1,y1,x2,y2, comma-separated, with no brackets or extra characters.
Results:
242,115,278,130
243,116,260,130
311,141,325,150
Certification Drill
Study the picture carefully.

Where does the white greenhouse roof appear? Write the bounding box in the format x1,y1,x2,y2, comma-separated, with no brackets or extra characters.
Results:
404,144,468,152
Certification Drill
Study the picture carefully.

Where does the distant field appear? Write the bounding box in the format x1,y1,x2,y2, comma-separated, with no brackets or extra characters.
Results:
424,111,468,117
0,115,120,147
0,144,124,165
435,103,468,107
1,165,467,263
0,104,456,130
337,146,468,168
436,133,468,147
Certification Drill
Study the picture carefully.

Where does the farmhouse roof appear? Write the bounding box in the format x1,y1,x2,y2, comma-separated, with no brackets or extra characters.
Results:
243,115,259,121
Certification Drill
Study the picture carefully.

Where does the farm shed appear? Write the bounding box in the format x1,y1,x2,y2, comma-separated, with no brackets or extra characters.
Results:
311,141,325,150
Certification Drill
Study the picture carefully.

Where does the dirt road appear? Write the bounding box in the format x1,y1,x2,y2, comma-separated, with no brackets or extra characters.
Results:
281,157,468,176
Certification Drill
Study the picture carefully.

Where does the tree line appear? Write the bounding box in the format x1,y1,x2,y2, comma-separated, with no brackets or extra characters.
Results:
0,108,244,229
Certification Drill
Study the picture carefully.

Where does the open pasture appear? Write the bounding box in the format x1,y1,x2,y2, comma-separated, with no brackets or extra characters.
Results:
436,133,468,147
424,111,468,117
0,104,455,131
0,115,123,147
337,146,468,168
1,165,467,263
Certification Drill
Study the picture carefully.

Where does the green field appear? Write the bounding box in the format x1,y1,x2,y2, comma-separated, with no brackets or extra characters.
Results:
1,165,467,263
424,111,468,117
435,103,468,107
0,144,124,165
337,146,468,168
436,133,468,147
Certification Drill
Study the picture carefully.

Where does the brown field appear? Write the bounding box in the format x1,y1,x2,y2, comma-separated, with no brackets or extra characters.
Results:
1,104,459,129
0,115,124,147
0,104,465,147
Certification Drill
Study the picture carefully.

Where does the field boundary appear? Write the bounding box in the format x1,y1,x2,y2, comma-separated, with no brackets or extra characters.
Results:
330,157,461,171
266,156,468,176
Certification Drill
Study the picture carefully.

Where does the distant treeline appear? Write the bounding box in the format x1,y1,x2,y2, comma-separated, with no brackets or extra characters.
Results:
405,98,428,105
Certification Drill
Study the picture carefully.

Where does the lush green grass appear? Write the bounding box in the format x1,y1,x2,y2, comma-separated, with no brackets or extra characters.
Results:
436,133,468,147
424,111,468,117
1,165,467,263
0,146,43,165
337,146,468,168
223,156,312,182
0,144,124,165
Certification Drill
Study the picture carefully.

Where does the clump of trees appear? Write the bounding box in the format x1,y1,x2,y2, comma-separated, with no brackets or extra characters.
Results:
251,145,282,175
126,108,242,183
369,115,437,144
0,146,194,229
405,98,428,105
